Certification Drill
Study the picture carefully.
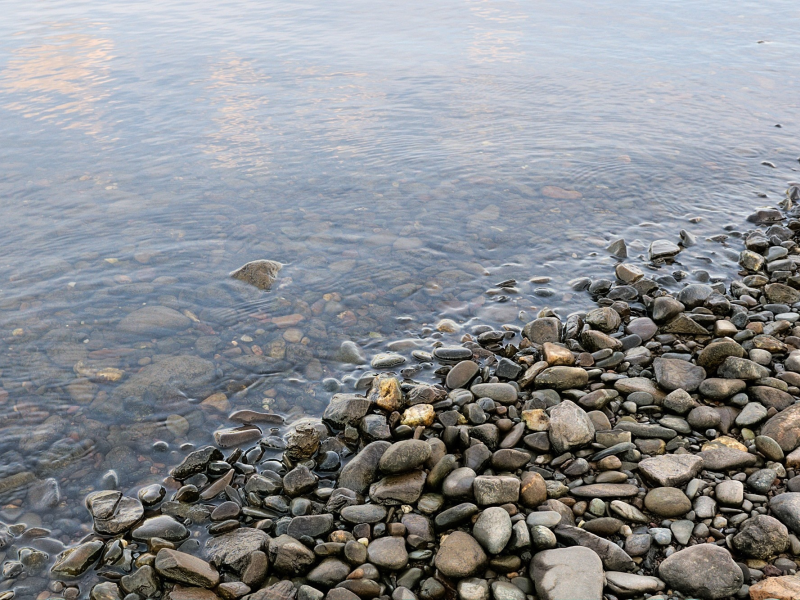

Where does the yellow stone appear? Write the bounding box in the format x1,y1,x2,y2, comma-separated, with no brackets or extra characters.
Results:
702,436,747,452
542,342,574,366
201,393,230,413
522,409,550,431
436,319,461,333
369,376,403,412
401,404,435,427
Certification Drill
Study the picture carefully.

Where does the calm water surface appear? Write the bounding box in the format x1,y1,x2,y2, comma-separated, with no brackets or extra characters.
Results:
0,0,799,589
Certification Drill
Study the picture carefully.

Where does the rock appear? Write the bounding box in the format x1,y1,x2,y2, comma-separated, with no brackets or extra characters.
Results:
132,516,189,542
470,383,518,404
715,480,743,506
338,441,390,493
534,367,588,390
472,507,512,554
90,583,123,600
323,395,372,428
284,466,318,496
749,575,800,600
447,361,480,389
458,578,489,600
653,358,706,392
366,536,408,570
490,581,525,600
86,491,144,536
570,484,639,498
761,404,800,452
699,377,746,400
434,531,487,578
155,548,220,588
687,405,721,429
368,375,403,411
473,476,520,505
308,558,351,587
677,283,714,308
120,565,159,597
521,409,550,431
658,544,743,600
520,471,547,508
662,388,697,413
698,340,745,371
249,580,297,600
770,493,800,535
51,540,104,577
117,306,191,335
732,515,789,559
530,547,603,600
379,440,432,474
698,447,757,470
401,404,435,427
205,528,269,572
269,535,316,575
523,318,562,345
548,400,595,454
336,341,366,364
555,525,635,571
765,282,800,304
736,402,768,427
605,572,665,596
172,446,223,480
230,259,282,290
750,386,795,411
650,239,681,261
637,454,703,487
27,477,61,510
644,487,692,517
340,505,387,524
585,307,621,333
370,470,426,504
717,356,770,380
652,297,684,322
111,355,216,406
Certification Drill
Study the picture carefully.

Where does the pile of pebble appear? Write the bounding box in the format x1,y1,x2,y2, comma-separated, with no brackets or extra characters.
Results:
10,204,800,600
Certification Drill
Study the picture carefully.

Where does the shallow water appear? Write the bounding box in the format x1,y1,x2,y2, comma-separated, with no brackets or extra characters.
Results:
0,0,799,589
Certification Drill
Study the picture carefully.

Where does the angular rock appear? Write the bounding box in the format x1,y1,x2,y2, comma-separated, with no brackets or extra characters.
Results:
658,544,743,600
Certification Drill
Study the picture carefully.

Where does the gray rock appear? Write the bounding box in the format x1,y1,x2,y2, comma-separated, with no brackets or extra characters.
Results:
699,447,757,471
117,305,191,335
650,239,681,261
287,514,335,539
717,356,770,380
269,534,316,575
370,470,426,505
490,581,525,600
653,357,706,392
470,383,518,404
658,544,743,599
473,476,520,505
715,480,743,506
323,394,372,429
761,404,800,452
534,367,588,390
458,578,489,600
340,505,387,524
379,440,432,474
644,487,692,517
735,402,768,427
747,468,777,494
447,361,480,389
662,388,697,414
530,547,603,600
472,507,512,554
694,495,717,519
443,467,477,500
770,493,800,535
554,525,635,571
205,528,269,573
338,441,390,493
548,400,595,454
523,318,562,345
732,514,789,559
308,558,351,587
670,520,694,545
605,572,665,596
637,454,703,487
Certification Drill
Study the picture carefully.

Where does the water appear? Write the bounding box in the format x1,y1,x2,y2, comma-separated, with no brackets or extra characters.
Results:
0,0,799,591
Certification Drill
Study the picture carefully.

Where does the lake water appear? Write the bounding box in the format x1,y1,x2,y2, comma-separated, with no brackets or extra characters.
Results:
0,0,799,591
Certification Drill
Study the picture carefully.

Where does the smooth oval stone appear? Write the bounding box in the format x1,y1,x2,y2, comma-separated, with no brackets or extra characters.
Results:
644,488,692,517
434,347,473,361
340,505,387,524
446,361,480,389
371,353,406,369
132,516,189,542
469,383,518,404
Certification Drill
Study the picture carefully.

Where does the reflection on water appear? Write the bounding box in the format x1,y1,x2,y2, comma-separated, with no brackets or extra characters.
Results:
2,27,114,139
0,0,799,595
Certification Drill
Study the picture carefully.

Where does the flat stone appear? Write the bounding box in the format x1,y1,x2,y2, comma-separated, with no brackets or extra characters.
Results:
367,536,408,571
155,549,220,588
530,547,603,600
132,516,189,542
637,454,704,487
534,367,588,390
118,306,192,335
340,505,387,524
650,239,681,261
370,470,426,505
653,358,706,392
473,476,520,505
605,572,665,596
287,515,335,540
51,540,104,577
699,447,757,471
554,525,634,571
570,484,639,498
644,487,692,517
761,404,800,452
338,441,390,493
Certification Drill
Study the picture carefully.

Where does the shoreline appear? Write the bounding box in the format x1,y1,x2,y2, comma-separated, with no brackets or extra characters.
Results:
5,196,800,600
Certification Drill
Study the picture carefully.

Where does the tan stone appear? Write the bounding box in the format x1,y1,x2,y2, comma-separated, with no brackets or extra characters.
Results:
522,409,550,431
701,436,747,452
401,404,434,427
201,393,230,413
542,342,574,366
749,575,800,600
